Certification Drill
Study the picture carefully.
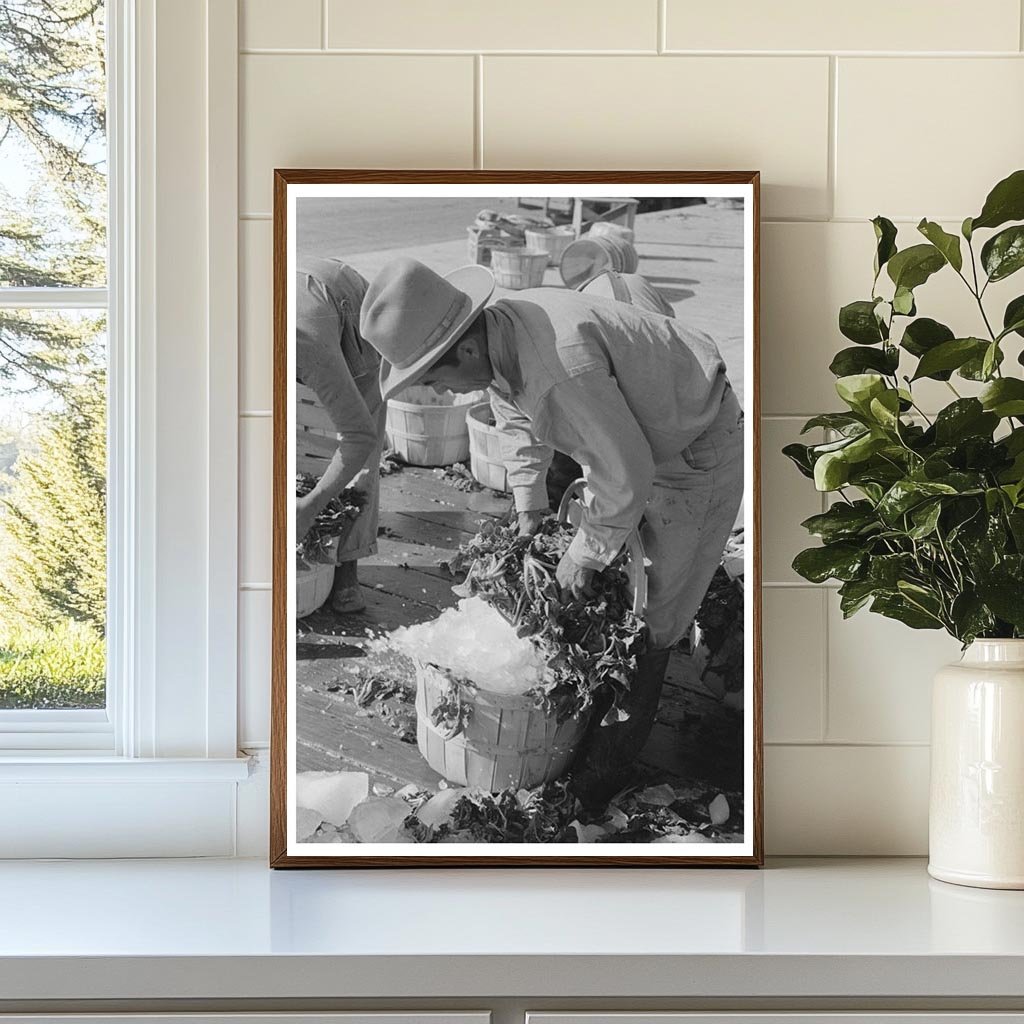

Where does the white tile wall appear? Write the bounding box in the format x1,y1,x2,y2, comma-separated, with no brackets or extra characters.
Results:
326,0,659,51
665,0,1021,53
482,56,831,220
241,0,321,50
235,2,1024,853
835,58,1024,221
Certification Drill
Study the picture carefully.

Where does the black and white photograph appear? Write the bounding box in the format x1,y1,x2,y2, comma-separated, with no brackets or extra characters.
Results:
273,175,761,865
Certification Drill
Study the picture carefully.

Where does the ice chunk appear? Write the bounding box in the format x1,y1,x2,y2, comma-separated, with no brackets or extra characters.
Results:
570,821,608,843
416,787,465,828
636,784,677,807
348,797,414,843
296,770,369,828
385,596,546,695
653,832,713,843
295,806,323,842
709,793,731,825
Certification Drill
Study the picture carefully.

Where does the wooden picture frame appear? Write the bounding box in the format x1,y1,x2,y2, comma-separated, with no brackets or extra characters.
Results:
271,170,763,867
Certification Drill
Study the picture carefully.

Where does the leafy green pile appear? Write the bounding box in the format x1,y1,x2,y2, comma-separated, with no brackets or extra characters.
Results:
295,473,364,563
446,515,647,723
403,779,741,844
405,782,578,843
785,169,1024,643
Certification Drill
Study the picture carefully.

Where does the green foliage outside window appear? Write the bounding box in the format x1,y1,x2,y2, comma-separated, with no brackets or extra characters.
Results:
0,1,107,708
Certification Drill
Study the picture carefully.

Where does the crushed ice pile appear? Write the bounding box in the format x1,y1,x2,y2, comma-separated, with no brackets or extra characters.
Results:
385,595,545,695
391,385,486,407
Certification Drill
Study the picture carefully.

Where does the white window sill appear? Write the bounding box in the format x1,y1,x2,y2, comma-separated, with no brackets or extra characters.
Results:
0,756,255,858
0,755,252,782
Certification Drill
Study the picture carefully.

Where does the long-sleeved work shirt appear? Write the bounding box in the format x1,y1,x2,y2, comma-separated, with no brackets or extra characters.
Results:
483,288,729,570
295,258,380,494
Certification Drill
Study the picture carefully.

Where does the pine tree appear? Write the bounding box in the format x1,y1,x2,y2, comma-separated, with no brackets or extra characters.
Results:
0,374,105,632
0,2,107,645
0,0,106,397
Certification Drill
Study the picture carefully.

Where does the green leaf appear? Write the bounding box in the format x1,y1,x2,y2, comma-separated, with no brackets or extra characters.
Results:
950,592,995,644
971,168,1024,232
839,300,886,345
835,373,886,413
800,501,879,543
933,399,999,445
877,479,958,524
891,286,916,316
979,378,1024,418
981,225,1024,282
871,594,943,630
982,341,1001,380
838,578,880,618
872,216,898,277
829,345,899,378
900,317,954,358
792,542,866,584
868,552,915,587
911,337,987,380
887,243,946,291
800,413,865,434
962,216,974,241
814,450,851,491
976,578,1024,629
1003,295,1024,339
960,344,1004,381
908,500,942,540
917,219,963,272
868,389,902,430
782,442,815,479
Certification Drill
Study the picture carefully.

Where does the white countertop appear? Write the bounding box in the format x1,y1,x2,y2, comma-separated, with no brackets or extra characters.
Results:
1,857,1023,1002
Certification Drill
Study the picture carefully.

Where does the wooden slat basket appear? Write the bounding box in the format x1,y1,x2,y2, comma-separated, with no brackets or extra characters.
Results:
466,401,509,493
490,246,549,290
412,479,647,792
415,663,587,791
386,388,475,467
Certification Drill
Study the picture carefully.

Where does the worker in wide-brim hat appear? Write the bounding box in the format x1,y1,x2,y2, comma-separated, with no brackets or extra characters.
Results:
361,257,744,806
295,257,385,615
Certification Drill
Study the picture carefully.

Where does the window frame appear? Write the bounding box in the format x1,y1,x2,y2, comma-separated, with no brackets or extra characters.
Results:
0,6,117,750
0,0,248,857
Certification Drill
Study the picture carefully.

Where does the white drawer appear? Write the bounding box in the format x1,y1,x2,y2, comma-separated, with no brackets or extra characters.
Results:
528,1017,1024,1024
0,1015,490,1024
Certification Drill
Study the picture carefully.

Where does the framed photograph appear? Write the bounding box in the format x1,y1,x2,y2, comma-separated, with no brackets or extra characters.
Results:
271,171,762,867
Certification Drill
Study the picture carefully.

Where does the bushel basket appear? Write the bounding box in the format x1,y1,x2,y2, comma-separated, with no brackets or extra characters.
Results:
413,479,647,791
415,663,588,791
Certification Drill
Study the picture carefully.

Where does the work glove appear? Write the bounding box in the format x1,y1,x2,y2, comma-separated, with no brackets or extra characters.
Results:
516,509,546,537
556,550,597,601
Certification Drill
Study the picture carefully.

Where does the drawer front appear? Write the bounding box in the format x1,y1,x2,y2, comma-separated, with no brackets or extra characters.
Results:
528,1017,1024,1024
0,1016,490,1024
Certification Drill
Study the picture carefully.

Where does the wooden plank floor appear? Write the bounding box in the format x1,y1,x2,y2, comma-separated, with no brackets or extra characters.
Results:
296,465,743,799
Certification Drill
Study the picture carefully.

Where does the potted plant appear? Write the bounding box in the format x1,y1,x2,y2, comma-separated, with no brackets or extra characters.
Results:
785,169,1024,889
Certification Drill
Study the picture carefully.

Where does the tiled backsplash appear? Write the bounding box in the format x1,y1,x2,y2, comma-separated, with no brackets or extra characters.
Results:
236,0,1024,853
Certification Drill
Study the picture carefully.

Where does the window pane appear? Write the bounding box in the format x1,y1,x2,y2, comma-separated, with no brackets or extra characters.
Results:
0,309,105,709
0,1,107,289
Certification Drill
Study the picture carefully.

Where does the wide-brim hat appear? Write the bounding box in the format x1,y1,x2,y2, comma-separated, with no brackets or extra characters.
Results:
360,258,495,401
560,238,613,290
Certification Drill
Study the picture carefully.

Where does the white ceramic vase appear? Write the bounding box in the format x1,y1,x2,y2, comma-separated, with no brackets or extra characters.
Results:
929,639,1024,889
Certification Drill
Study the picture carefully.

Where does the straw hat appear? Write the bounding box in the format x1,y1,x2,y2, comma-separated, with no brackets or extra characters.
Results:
360,257,494,401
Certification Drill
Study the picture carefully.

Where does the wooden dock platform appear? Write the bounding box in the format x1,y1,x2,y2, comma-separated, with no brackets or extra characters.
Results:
296,465,742,802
